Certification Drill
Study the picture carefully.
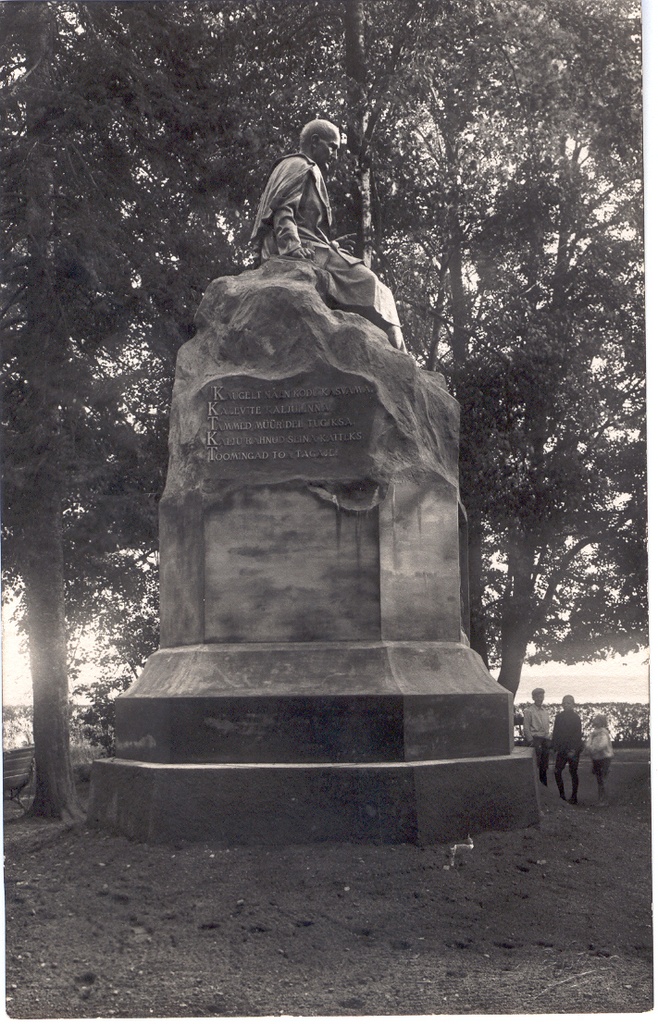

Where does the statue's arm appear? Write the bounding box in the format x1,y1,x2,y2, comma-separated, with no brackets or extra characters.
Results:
272,205,304,255
272,206,314,261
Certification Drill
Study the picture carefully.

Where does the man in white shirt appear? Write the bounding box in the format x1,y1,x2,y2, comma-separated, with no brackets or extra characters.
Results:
523,687,551,786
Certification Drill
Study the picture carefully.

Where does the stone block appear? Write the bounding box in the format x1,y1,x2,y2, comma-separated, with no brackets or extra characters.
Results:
202,485,381,643
114,641,513,764
88,749,540,846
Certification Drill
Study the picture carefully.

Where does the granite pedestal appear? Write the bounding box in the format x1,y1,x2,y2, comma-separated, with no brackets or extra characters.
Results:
88,262,540,843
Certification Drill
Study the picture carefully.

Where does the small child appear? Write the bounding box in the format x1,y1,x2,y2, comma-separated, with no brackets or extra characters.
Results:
585,714,614,806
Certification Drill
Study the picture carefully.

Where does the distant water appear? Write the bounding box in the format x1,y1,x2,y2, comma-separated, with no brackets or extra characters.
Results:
514,651,650,705
1,624,650,708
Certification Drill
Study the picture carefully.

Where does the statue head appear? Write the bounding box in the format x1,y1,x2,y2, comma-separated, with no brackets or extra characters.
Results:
299,119,341,174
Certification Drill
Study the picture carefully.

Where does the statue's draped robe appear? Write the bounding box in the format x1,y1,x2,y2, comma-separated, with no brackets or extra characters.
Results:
251,153,401,330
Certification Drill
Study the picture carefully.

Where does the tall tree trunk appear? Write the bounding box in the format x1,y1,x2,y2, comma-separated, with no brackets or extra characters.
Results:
445,154,468,367
22,3,82,821
344,0,372,266
466,516,490,667
443,145,481,653
497,538,536,695
25,452,81,821
447,237,468,367
497,619,531,696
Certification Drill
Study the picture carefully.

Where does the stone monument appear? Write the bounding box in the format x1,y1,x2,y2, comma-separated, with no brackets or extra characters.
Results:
88,258,540,844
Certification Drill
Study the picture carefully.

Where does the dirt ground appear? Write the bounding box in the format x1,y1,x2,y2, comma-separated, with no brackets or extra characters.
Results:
3,750,652,1019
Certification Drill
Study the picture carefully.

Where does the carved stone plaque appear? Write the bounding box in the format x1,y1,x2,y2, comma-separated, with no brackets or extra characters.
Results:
201,369,380,480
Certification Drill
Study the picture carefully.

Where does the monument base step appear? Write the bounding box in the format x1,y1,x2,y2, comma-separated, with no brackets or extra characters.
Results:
87,749,540,845
114,642,514,763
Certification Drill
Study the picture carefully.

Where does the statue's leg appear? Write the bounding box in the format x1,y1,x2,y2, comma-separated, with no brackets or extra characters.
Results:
313,249,407,352
386,326,408,352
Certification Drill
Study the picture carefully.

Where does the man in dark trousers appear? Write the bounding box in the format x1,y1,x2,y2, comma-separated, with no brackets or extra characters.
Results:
551,694,584,804
523,687,551,786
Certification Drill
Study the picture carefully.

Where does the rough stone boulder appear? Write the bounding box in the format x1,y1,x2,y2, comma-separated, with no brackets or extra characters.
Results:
166,258,458,508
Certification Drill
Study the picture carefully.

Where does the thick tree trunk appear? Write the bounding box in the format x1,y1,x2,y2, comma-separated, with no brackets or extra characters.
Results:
22,4,83,821
466,517,490,668
444,138,469,367
497,619,531,695
443,165,483,653
497,538,536,695
344,0,372,266
25,461,82,821
448,239,468,367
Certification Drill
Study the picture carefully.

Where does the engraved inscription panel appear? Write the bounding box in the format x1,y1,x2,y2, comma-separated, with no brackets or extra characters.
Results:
202,370,379,476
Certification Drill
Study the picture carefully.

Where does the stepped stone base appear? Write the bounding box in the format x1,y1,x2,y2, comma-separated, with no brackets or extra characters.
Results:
87,749,540,846
114,641,514,764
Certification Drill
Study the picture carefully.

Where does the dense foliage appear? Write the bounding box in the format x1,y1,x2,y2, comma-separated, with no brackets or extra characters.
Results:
1,0,646,804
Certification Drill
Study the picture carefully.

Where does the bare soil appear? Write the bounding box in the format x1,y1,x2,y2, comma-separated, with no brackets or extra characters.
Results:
3,751,652,1018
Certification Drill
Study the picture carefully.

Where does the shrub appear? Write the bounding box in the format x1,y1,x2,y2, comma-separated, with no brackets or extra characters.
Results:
72,676,132,756
3,705,33,749
514,702,649,746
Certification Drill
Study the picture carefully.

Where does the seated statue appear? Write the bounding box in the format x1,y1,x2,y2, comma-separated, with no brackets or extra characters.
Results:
251,119,407,353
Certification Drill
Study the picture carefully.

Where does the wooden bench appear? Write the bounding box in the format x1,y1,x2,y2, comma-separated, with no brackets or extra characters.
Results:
3,746,35,810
